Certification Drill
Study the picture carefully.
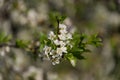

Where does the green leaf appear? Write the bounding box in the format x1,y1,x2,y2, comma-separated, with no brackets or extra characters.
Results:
49,11,66,26
71,49,85,60
65,53,77,67
80,34,87,41
0,32,12,43
88,34,102,47
57,15,66,23
39,33,47,43
70,59,77,67
73,53,85,60
16,39,29,48
39,33,47,51
39,43,44,52
84,49,91,52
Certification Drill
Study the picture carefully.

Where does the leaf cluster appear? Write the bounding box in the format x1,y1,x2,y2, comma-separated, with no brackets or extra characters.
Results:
0,32,11,44
65,33,102,66
15,39,30,48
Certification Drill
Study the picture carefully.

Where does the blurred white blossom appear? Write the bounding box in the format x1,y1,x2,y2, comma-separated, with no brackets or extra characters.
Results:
27,10,38,26
5,46,10,52
23,66,43,80
0,46,10,56
0,0,4,8
0,50,5,57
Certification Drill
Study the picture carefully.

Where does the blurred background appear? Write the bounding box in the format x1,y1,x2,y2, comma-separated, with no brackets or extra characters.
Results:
0,0,120,80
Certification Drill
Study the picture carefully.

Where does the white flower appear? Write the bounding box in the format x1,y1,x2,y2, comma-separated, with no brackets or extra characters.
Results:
50,50,59,58
52,60,60,65
0,50,5,56
48,31,56,40
59,41,66,47
43,23,74,65
54,39,66,46
53,39,60,46
66,41,73,48
52,55,60,59
5,46,10,52
43,46,51,59
58,34,66,40
66,41,70,44
60,46,67,53
52,62,56,65
59,24,67,34
56,48,63,56
43,46,51,55
56,46,67,55
49,50,55,55
59,24,67,30
66,33,72,39
59,29,68,34
52,57,60,65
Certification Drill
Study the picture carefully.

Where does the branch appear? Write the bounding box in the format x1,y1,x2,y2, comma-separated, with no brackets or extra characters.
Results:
0,43,17,48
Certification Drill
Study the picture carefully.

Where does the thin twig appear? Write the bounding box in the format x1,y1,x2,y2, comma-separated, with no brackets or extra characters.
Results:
0,43,17,48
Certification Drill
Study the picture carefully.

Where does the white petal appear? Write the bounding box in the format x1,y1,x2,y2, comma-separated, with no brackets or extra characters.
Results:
61,47,67,53
43,46,51,55
48,31,56,40
60,29,67,34
56,48,63,54
59,24,67,30
66,33,72,39
59,41,66,47
58,34,66,40
54,39,60,45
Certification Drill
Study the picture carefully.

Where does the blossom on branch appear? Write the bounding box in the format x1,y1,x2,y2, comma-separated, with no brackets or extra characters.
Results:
43,23,73,65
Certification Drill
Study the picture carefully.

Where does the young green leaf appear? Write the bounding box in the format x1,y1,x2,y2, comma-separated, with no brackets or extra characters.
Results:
65,53,77,67
16,39,29,48
0,32,12,43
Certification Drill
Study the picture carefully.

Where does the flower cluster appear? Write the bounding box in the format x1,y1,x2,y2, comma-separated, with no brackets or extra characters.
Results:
43,24,73,65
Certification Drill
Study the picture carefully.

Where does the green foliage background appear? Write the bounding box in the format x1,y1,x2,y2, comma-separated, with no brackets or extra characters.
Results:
0,0,120,80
